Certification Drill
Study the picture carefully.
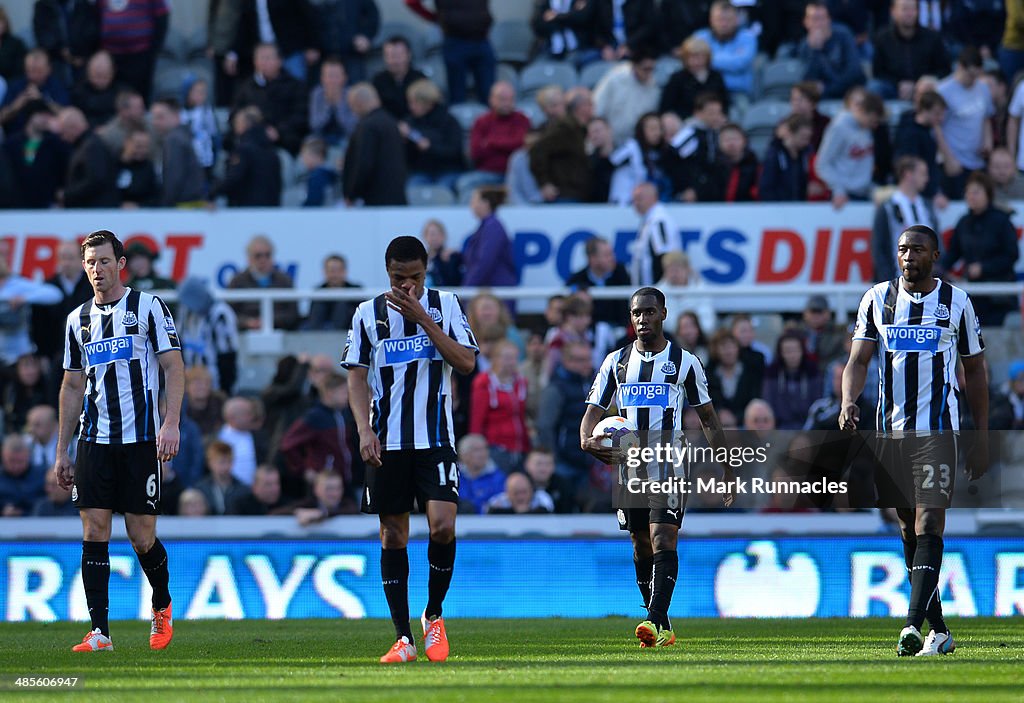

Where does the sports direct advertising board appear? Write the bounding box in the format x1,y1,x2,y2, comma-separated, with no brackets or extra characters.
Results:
1,537,1022,622
1,203,1021,302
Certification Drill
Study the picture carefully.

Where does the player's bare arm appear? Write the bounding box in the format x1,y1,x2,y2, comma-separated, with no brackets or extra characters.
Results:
54,370,86,489
580,403,625,466
385,285,476,375
694,402,736,507
961,353,990,479
157,350,184,462
347,366,382,467
839,339,876,431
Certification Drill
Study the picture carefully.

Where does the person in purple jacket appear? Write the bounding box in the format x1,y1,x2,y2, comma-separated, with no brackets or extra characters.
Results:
462,185,518,293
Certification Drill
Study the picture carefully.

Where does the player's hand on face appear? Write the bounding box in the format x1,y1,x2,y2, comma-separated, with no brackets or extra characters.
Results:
385,286,427,325
54,455,75,490
838,402,859,431
157,424,180,462
360,433,383,467
581,435,623,466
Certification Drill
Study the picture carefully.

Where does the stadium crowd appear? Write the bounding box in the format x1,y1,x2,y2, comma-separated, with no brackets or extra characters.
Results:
0,1,1023,209
0,1,1023,520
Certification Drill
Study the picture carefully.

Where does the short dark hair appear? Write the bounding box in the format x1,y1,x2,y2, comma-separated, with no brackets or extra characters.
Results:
321,55,344,69
563,295,593,318
966,170,996,204
916,89,946,112
584,237,610,258
475,185,507,212
781,113,812,133
631,287,666,308
325,253,347,267
900,224,940,250
154,96,181,111
792,80,822,103
859,91,885,117
383,35,411,51
894,154,924,181
694,91,724,113
385,236,428,267
958,45,983,69
805,0,829,13
80,230,124,260
301,135,327,159
115,89,142,111
719,122,745,139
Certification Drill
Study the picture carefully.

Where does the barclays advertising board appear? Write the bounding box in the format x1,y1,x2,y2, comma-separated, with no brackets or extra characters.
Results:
1,537,1022,622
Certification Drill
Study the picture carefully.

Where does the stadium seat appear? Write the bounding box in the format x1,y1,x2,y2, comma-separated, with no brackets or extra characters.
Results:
153,63,193,103
759,58,806,101
884,99,913,125
421,23,443,56
406,184,456,206
159,29,188,63
518,60,578,97
496,62,520,93
185,29,209,63
277,149,298,189
579,60,616,89
456,171,502,203
282,184,306,208
491,20,536,65
419,56,449,96
213,107,230,133
742,100,790,160
449,102,489,131
516,100,547,127
817,99,844,118
654,57,682,87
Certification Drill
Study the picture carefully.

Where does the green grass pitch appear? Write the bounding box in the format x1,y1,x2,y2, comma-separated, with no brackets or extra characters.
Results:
0,618,1021,702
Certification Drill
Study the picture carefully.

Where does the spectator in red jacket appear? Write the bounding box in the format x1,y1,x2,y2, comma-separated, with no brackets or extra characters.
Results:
280,371,353,489
470,340,530,473
469,81,530,183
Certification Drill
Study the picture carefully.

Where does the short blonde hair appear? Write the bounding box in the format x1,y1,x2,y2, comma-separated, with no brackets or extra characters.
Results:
407,78,442,107
681,36,711,58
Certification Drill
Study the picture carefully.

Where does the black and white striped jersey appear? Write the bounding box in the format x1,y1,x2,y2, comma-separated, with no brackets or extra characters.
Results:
630,203,681,287
64,288,181,444
341,288,478,450
853,278,985,432
179,302,238,390
587,340,711,432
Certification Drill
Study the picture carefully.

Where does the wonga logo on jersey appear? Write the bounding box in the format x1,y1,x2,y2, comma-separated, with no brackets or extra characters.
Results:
84,337,133,365
618,383,670,408
883,325,941,352
382,335,436,365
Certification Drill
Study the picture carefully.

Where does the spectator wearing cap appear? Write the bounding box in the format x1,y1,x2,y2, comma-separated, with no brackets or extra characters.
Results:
71,51,122,127
55,106,120,209
693,0,758,97
150,96,207,206
0,48,70,132
124,241,175,291
2,99,69,208
798,294,846,366
937,47,994,199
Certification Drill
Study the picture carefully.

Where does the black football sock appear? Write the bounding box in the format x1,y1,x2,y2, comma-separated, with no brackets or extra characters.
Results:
82,541,110,637
137,538,171,611
903,534,947,634
633,554,654,612
906,534,943,631
381,548,413,641
425,538,456,620
647,550,678,631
